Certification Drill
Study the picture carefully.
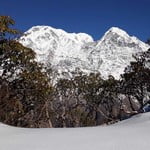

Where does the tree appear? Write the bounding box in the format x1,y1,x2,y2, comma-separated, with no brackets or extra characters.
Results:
55,72,123,126
121,49,150,110
0,16,20,40
0,16,54,127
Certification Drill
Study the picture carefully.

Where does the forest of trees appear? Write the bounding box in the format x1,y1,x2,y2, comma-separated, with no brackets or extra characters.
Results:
0,16,150,128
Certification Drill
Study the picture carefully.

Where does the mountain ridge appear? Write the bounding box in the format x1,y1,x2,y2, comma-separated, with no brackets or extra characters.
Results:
19,26,150,79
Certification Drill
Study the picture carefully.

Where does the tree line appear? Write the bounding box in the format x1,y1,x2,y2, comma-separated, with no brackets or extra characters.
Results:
0,16,150,127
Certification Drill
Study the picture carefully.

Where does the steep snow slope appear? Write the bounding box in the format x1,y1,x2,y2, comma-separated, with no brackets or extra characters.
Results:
0,112,150,150
20,26,149,79
85,27,150,78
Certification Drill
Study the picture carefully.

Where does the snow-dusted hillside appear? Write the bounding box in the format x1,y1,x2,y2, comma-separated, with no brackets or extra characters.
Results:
19,26,149,79
1,112,150,150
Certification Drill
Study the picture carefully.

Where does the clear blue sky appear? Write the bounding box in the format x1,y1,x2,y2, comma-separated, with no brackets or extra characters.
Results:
0,0,150,41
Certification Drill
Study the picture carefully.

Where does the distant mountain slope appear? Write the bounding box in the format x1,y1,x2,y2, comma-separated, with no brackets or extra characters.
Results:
19,26,149,79
0,112,150,150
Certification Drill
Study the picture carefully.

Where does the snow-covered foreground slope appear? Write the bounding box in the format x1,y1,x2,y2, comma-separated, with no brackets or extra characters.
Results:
20,26,149,79
1,112,150,150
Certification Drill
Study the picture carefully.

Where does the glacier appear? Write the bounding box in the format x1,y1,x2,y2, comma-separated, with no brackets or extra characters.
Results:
19,26,149,79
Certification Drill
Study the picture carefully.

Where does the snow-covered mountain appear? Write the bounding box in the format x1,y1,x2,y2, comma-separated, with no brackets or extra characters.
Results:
19,26,149,79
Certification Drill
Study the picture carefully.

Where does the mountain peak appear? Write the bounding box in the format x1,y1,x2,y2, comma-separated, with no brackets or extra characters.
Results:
105,27,129,37
108,27,127,33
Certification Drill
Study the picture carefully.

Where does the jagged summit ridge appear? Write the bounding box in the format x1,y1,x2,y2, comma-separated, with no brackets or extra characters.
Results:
23,25,94,45
19,26,149,79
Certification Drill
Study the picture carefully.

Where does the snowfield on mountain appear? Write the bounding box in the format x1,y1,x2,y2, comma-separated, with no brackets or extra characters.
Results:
20,26,149,79
0,112,150,150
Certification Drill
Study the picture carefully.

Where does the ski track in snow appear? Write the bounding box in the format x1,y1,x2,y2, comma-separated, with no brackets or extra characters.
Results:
0,112,150,150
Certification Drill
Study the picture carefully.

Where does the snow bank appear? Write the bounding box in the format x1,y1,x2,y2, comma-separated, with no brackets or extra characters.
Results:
0,112,150,150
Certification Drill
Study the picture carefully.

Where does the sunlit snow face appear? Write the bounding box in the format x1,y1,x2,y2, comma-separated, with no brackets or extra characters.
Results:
19,26,150,80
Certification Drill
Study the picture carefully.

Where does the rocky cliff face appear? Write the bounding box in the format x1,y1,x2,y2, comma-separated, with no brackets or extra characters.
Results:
19,26,149,79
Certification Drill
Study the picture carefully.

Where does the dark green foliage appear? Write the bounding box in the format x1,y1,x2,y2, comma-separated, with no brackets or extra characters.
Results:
121,49,150,108
54,72,131,126
0,16,53,127
0,16,21,40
